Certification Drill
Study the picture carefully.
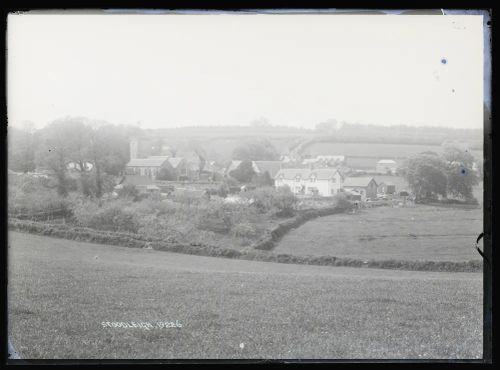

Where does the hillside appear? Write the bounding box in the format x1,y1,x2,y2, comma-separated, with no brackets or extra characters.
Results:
139,123,482,165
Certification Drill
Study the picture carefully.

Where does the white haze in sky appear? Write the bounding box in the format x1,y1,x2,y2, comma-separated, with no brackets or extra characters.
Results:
7,13,484,130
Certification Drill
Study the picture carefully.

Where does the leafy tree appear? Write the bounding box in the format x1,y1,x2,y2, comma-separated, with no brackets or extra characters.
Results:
250,117,272,128
36,117,136,197
7,125,37,173
95,124,135,176
442,145,479,201
406,153,447,202
36,119,85,196
229,160,255,183
273,185,298,217
151,137,164,155
252,171,274,187
232,138,279,161
315,119,338,134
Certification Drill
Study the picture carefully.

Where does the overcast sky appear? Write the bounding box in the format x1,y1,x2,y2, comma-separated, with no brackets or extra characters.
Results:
8,13,484,130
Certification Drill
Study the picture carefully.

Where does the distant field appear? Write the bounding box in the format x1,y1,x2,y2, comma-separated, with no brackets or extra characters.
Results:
9,232,482,359
304,142,483,169
274,204,483,262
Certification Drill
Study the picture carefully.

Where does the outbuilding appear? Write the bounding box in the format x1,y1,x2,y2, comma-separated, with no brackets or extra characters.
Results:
342,177,378,201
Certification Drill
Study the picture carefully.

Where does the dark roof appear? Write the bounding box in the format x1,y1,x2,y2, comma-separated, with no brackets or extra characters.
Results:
343,177,377,188
127,156,169,167
373,175,408,190
168,157,185,168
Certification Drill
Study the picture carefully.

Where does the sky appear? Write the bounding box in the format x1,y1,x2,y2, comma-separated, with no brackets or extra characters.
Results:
7,12,485,130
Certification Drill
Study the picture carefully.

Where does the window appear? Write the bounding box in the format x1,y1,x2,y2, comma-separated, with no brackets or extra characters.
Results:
332,177,336,183
310,175,316,182
295,175,301,182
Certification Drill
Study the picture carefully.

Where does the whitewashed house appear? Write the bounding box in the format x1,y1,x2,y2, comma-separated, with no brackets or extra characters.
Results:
274,168,344,196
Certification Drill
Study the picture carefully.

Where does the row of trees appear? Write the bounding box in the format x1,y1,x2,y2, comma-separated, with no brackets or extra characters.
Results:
405,145,480,203
8,118,140,198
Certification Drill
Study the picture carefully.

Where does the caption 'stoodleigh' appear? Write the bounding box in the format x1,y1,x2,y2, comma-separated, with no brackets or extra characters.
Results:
102,321,183,330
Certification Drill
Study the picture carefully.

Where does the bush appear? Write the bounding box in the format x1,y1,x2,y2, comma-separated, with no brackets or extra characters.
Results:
72,198,140,233
195,201,233,234
332,193,352,210
273,186,298,217
172,190,205,206
118,184,139,200
240,186,297,217
8,183,72,215
241,187,275,213
232,222,260,239
137,214,183,243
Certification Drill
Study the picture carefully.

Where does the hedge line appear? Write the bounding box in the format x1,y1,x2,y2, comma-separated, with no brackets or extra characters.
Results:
8,218,482,272
252,205,351,251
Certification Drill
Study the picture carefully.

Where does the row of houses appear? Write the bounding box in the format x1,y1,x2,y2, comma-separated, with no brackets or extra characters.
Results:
120,137,404,199
274,168,379,200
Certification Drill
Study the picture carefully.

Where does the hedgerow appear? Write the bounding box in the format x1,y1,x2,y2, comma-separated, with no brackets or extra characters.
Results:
9,219,482,272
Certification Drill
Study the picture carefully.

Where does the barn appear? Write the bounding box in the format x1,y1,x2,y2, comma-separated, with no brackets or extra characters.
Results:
342,177,378,201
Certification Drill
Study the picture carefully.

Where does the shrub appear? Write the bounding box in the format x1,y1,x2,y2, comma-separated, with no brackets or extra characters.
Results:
118,184,139,200
232,222,260,239
240,186,297,217
241,187,275,213
137,214,182,243
332,193,352,210
195,201,233,234
8,185,71,215
273,186,298,217
172,190,204,206
72,198,140,233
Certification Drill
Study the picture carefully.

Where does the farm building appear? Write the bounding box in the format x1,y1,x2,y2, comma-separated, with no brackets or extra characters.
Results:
373,175,409,195
377,182,396,195
274,168,343,196
125,156,188,180
116,174,154,194
376,159,398,174
342,177,378,201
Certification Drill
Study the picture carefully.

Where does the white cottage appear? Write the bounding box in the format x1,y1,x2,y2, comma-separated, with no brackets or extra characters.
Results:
274,168,344,196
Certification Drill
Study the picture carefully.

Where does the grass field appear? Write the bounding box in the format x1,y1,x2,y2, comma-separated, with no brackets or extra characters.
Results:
8,231,482,359
274,205,483,262
304,142,483,161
